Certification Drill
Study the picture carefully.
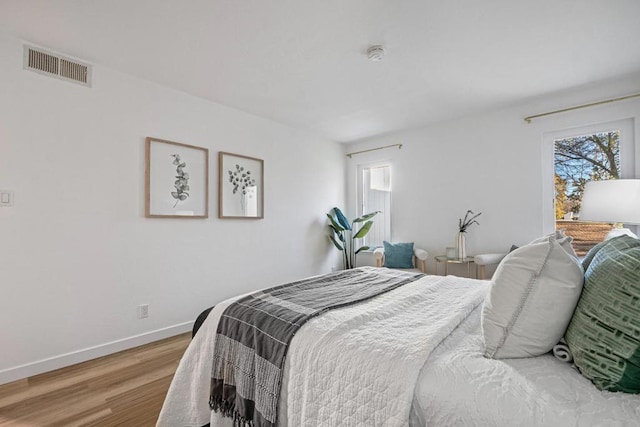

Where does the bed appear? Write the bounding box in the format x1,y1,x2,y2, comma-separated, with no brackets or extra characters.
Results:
157,259,640,426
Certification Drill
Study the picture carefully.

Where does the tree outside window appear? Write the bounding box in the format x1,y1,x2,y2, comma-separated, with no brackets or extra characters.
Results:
554,131,619,255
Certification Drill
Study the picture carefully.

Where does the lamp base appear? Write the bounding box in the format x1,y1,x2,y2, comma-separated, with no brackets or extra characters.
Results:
606,228,638,240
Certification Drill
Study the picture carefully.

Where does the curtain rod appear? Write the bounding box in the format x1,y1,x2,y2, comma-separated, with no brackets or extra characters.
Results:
346,143,402,158
524,93,640,123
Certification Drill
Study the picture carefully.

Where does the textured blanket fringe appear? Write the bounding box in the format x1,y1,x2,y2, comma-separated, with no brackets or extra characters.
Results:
210,395,253,427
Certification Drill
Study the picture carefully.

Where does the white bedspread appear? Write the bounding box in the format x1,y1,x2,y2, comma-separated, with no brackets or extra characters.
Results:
158,271,640,427
413,306,640,427
282,274,486,426
157,274,487,427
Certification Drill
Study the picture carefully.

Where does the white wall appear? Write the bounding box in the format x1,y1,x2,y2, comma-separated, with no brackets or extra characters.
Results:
348,73,640,275
0,34,345,383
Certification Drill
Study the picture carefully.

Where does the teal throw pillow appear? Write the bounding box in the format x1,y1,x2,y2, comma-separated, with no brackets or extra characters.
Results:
565,235,640,394
383,241,414,269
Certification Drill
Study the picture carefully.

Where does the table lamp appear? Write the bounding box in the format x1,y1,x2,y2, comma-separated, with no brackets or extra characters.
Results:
579,179,640,239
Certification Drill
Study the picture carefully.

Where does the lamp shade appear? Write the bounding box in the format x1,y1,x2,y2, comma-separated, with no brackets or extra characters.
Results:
579,179,640,224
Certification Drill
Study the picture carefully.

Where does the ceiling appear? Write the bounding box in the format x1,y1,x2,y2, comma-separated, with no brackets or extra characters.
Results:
2,0,640,142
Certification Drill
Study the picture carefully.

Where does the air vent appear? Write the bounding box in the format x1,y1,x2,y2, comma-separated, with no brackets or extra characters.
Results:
23,45,92,87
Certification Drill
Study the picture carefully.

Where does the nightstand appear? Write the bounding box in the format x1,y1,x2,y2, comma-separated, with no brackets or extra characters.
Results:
435,255,475,278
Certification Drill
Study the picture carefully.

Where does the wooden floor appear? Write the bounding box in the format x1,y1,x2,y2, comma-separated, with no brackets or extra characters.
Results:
0,333,191,427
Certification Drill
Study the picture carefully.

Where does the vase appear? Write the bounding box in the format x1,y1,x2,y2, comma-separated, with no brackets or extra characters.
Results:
456,232,466,259
446,247,457,259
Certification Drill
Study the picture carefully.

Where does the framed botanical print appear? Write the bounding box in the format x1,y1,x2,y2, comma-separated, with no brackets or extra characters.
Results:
218,152,264,219
145,137,209,218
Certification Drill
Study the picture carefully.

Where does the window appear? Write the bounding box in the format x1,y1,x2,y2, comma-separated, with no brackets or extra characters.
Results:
541,119,640,234
359,164,391,248
554,131,620,255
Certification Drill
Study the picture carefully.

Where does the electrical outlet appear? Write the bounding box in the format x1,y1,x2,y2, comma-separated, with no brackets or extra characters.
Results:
0,190,13,206
138,304,149,319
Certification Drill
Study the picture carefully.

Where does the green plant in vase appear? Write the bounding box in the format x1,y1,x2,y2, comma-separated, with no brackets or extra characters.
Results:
327,207,379,270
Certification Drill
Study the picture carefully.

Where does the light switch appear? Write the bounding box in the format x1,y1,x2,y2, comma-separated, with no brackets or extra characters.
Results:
0,190,13,206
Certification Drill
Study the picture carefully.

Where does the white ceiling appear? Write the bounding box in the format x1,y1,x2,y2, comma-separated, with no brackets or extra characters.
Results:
2,0,640,142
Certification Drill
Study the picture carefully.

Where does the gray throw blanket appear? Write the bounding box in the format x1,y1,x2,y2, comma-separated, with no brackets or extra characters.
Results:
209,267,424,427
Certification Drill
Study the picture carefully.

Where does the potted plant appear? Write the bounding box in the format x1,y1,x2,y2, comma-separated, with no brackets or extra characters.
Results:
457,210,481,259
327,207,379,270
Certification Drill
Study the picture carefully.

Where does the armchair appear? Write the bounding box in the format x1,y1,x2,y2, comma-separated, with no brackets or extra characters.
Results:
373,247,429,273
474,253,507,280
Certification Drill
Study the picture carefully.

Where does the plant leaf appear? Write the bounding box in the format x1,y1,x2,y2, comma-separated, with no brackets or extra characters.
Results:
353,220,373,238
355,246,370,254
333,207,351,230
353,211,381,223
326,213,345,231
328,224,345,240
329,235,344,251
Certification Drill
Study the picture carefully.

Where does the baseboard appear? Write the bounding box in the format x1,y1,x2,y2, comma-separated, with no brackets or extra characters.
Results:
0,322,192,386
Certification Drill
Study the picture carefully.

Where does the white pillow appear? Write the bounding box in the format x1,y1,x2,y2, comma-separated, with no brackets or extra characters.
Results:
482,235,584,359
529,230,578,259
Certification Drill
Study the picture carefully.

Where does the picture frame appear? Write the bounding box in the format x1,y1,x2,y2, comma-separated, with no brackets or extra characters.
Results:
219,152,264,219
145,137,209,218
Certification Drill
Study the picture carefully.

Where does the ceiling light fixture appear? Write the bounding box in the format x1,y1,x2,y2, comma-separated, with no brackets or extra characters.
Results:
367,45,385,61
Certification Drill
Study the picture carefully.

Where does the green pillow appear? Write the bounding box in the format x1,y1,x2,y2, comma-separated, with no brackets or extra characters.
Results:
581,235,640,271
580,239,609,271
383,241,414,269
565,235,640,393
